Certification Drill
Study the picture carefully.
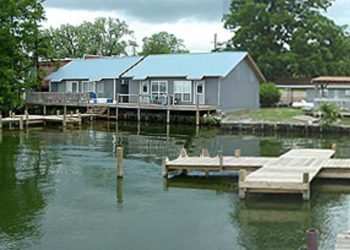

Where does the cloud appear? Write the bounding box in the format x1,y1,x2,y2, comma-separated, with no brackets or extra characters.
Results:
44,0,230,23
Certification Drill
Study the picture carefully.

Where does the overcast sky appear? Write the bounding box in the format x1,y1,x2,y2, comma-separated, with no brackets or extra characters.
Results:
43,0,350,53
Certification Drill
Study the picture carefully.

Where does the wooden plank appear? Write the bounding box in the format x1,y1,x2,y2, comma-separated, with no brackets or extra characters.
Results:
335,231,350,250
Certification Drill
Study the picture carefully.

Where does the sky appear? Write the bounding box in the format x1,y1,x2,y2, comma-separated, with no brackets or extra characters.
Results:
43,0,350,54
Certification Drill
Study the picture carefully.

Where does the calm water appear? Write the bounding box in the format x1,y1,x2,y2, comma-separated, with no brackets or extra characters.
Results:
1,122,350,250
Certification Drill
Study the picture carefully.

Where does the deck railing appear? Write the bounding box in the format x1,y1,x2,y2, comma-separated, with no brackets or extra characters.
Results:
26,92,90,105
314,98,350,111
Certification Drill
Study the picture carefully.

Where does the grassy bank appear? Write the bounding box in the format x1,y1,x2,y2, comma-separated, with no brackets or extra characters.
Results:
225,108,304,123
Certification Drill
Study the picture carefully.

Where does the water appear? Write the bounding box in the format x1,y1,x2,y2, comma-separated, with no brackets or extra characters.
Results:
0,122,350,250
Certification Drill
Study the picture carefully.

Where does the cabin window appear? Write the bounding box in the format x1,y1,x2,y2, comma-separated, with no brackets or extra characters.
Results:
82,81,95,93
96,82,104,98
66,81,79,93
151,81,168,101
174,81,192,102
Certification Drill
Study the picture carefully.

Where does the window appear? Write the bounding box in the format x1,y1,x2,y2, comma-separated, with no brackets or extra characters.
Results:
66,81,79,93
345,90,350,97
82,81,95,93
96,82,104,98
174,81,192,102
151,80,168,99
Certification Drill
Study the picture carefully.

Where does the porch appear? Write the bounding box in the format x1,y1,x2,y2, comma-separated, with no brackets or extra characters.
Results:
25,92,219,125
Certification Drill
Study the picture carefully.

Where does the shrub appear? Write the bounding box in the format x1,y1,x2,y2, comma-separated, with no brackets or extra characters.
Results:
259,82,281,107
320,102,341,127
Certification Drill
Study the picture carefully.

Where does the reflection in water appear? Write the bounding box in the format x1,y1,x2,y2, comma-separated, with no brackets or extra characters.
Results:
0,131,57,249
0,122,350,249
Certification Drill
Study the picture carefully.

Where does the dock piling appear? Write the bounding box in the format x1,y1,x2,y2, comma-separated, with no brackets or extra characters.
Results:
292,143,297,149
162,157,169,178
303,172,310,200
332,143,337,151
306,228,318,250
239,170,247,199
19,116,24,130
235,149,241,158
0,113,2,129
201,148,209,157
179,148,188,158
116,147,124,178
218,151,223,170
25,110,29,127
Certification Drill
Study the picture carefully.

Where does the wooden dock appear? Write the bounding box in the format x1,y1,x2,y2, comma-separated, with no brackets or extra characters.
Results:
239,149,335,200
0,113,91,129
335,231,350,250
163,147,350,200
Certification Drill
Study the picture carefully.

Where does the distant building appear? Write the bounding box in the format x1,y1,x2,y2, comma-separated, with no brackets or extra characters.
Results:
275,78,313,105
45,52,266,111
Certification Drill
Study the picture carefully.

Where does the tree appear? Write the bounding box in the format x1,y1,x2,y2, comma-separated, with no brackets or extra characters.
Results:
0,0,46,112
320,102,341,127
259,82,281,107
45,17,134,58
141,32,189,55
223,0,350,80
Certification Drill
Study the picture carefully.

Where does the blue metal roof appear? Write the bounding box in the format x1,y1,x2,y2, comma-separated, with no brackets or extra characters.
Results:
123,52,248,80
46,56,142,82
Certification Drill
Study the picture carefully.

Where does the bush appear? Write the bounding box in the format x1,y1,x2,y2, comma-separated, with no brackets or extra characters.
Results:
259,82,281,107
320,102,341,127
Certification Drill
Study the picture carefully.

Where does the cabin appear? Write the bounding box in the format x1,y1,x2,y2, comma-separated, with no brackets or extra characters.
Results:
310,76,350,111
45,56,143,102
123,52,265,112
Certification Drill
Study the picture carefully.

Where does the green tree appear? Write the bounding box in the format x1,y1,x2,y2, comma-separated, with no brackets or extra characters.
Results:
0,0,46,112
45,17,134,58
259,82,281,107
223,0,350,80
320,102,341,127
141,32,189,55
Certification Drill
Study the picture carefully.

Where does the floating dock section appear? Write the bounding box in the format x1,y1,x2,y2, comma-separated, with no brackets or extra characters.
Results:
164,147,350,200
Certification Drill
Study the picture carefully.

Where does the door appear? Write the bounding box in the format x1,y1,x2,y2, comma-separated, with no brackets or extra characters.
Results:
66,81,78,93
140,81,150,103
194,81,205,105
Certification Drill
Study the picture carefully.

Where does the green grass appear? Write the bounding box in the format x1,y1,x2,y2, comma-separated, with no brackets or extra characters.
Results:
226,108,304,122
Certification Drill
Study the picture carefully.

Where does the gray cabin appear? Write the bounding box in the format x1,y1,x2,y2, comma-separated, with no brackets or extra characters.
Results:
123,52,266,112
46,56,143,102
308,76,350,110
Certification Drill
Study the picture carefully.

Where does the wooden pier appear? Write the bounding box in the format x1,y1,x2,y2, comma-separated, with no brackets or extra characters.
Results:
335,231,350,250
0,112,91,129
163,147,350,200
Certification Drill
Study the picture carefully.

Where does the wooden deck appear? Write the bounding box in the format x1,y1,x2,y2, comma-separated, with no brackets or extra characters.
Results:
163,147,350,200
335,231,350,250
239,149,335,200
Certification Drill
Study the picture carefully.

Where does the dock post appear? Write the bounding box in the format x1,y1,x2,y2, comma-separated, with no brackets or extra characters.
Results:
0,113,2,129
116,147,124,178
302,173,310,201
19,116,24,130
162,157,169,178
78,112,82,126
63,110,67,128
70,111,73,118
25,110,29,128
239,170,247,199
218,151,223,170
306,228,318,250
166,109,170,124
331,143,337,151
117,178,123,205
201,148,209,157
137,108,141,122
179,148,188,158
196,110,200,126
43,105,47,115
90,108,93,121
235,149,241,158
292,143,297,149
116,94,119,121
107,107,110,121
56,110,60,116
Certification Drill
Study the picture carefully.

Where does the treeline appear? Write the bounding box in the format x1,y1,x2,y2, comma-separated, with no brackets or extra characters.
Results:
222,0,350,81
